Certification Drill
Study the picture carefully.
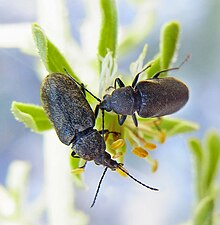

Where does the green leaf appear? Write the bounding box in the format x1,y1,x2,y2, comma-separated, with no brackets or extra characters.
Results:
11,101,52,132
98,0,118,59
32,23,78,80
194,195,214,225
203,131,220,194
160,21,180,70
188,138,203,199
158,117,199,136
146,21,180,78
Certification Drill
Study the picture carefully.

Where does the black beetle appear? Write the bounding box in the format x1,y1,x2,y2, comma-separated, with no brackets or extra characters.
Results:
40,73,120,169
40,72,158,207
98,57,189,127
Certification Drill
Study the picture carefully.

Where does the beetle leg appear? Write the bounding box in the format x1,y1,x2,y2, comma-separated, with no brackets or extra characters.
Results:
118,115,127,125
71,151,80,158
80,83,86,96
94,104,100,119
98,129,120,140
114,78,125,88
98,129,120,141
132,113,138,127
98,130,120,135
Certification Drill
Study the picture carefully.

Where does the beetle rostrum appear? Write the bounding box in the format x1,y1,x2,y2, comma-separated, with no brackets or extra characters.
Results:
40,72,158,207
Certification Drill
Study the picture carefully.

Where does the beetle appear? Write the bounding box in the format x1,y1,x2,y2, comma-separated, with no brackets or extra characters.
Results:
40,72,158,207
99,57,189,127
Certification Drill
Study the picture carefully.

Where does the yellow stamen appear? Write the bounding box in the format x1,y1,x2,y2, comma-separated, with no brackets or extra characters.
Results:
132,146,149,158
110,139,125,150
116,166,128,177
112,152,123,159
159,131,166,144
151,160,158,172
144,142,157,150
71,168,84,174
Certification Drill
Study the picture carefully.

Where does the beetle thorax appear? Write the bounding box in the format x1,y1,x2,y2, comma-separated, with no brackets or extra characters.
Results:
110,86,138,115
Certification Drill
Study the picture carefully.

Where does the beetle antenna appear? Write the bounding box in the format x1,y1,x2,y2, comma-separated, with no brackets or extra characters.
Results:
63,68,102,103
117,165,159,191
132,65,151,88
90,167,108,208
152,54,191,79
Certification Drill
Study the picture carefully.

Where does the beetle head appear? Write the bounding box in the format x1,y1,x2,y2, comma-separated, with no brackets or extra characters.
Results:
100,94,112,112
94,152,118,170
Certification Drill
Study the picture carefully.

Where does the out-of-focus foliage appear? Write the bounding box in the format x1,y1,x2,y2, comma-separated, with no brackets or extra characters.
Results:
187,131,220,225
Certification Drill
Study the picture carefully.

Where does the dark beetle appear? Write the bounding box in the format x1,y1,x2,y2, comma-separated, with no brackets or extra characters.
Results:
40,72,158,207
99,63,189,127
40,73,118,169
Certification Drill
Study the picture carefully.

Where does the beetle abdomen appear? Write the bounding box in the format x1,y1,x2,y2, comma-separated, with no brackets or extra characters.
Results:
41,73,95,145
136,77,189,118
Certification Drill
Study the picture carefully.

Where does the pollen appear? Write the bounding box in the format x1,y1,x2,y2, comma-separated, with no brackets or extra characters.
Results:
132,146,149,158
110,139,125,150
71,168,84,174
144,142,157,150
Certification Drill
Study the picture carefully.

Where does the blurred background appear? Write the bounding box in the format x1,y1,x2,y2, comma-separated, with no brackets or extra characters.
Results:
0,0,220,225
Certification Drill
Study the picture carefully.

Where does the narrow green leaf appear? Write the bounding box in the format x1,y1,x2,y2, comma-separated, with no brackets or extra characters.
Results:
159,117,199,136
11,101,52,132
146,21,180,78
203,131,220,193
32,23,78,80
194,195,214,225
188,138,204,199
98,0,117,59
160,21,180,70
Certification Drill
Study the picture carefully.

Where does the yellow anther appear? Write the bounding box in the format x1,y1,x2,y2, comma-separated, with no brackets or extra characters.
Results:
71,168,84,174
151,160,158,172
112,152,123,159
132,146,149,158
159,131,166,144
110,139,125,150
116,167,128,177
144,142,157,150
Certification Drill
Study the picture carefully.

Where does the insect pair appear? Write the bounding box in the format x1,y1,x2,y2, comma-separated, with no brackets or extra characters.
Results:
40,57,189,207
